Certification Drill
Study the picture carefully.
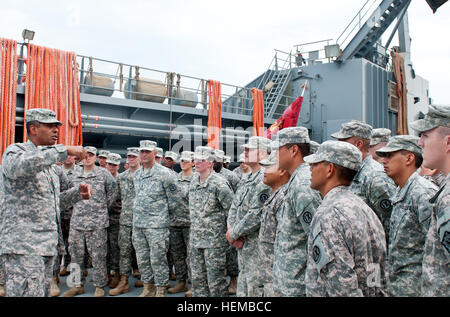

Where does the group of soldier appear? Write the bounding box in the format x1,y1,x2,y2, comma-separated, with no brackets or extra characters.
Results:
0,103,448,297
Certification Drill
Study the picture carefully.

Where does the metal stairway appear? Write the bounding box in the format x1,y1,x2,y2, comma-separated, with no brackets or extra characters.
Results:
263,69,292,119
259,50,293,119
338,0,412,63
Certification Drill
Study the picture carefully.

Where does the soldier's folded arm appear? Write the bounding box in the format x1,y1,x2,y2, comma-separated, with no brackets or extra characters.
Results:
2,144,68,180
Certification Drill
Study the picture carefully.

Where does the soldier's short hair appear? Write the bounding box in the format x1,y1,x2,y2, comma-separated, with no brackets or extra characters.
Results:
26,121,41,134
332,163,358,184
399,150,423,168
285,143,310,158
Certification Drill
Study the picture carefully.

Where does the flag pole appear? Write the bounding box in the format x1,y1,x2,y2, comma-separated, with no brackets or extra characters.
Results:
301,80,309,98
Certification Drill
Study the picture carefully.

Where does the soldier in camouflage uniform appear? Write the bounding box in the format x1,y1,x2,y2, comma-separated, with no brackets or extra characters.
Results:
376,135,438,296
58,155,83,277
331,121,396,237
97,150,110,168
109,148,141,296
190,146,234,297
49,162,84,297
0,108,89,297
213,149,240,294
233,153,250,181
64,146,118,298
132,140,177,297
369,128,391,163
224,155,231,169
163,150,179,280
309,141,320,154
214,149,240,193
167,151,195,294
106,153,123,288
155,147,164,165
305,141,388,296
164,151,178,176
271,127,322,297
226,136,272,297
410,105,450,297
257,152,290,297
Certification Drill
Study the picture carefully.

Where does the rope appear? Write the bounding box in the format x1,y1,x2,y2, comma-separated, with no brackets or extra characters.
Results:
0,38,18,163
24,44,83,145
251,88,264,137
207,80,222,149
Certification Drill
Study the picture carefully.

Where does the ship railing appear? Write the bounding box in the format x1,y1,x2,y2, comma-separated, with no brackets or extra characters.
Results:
336,0,379,50
293,39,336,65
14,43,295,120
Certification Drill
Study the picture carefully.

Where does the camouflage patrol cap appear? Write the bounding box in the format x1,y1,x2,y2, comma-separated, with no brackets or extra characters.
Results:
241,136,272,151
271,127,310,149
409,105,450,133
98,150,110,158
376,135,422,157
310,141,320,154
370,128,392,146
331,121,373,140
164,151,179,161
139,140,157,152
194,146,215,161
180,151,195,162
26,108,62,126
304,140,362,171
224,156,231,164
84,146,97,155
213,149,225,162
126,147,140,157
156,147,164,158
238,153,245,163
259,151,278,167
106,153,122,165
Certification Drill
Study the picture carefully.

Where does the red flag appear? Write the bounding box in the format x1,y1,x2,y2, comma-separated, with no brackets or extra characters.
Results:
264,95,303,140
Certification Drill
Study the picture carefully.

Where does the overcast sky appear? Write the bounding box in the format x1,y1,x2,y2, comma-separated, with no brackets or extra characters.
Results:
2,0,449,103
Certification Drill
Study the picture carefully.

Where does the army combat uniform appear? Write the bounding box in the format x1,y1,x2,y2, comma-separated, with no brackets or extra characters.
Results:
219,166,240,193
167,171,194,283
227,137,272,297
271,128,322,297
59,164,82,270
257,184,286,297
305,141,388,297
410,105,450,297
118,166,138,276
107,173,122,275
331,121,396,236
376,135,438,296
421,174,450,296
132,158,177,288
189,168,233,297
1,138,82,297
69,164,117,288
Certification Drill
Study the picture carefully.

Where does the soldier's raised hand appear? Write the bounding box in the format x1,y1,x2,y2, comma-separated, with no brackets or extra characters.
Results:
80,183,91,200
66,146,87,160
